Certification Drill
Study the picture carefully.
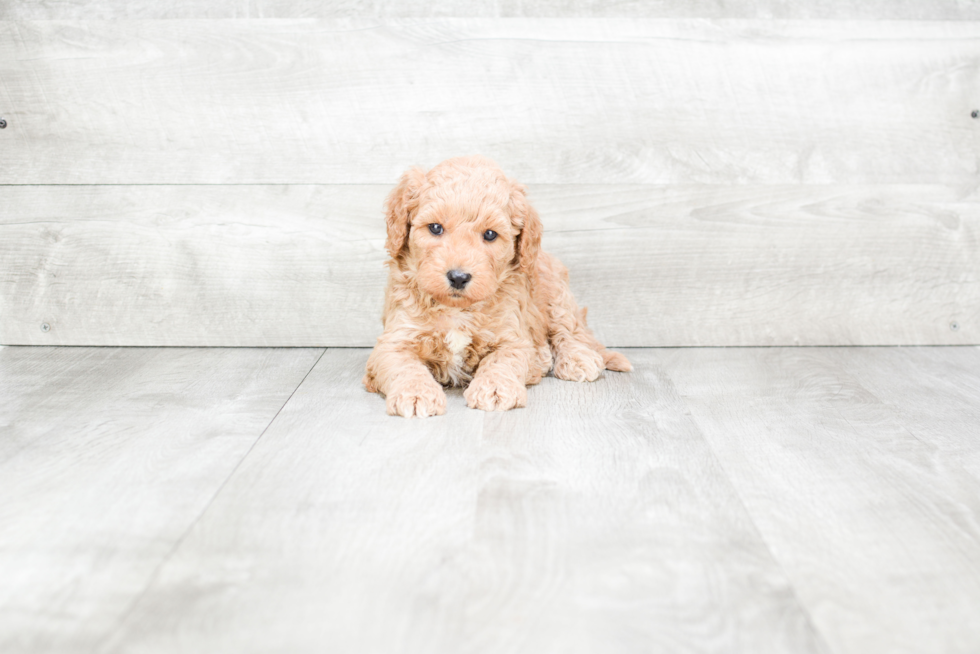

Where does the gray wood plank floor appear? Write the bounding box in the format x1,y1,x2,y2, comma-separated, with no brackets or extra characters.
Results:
1,345,978,653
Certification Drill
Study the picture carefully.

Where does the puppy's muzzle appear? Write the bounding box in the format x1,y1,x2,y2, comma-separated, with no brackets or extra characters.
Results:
447,269,472,290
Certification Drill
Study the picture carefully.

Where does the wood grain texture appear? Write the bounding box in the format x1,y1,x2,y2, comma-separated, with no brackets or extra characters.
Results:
3,345,979,652
2,0,978,20
0,185,389,347
824,346,980,480
657,347,980,654
97,348,826,654
0,346,322,654
1,184,977,347
0,20,977,185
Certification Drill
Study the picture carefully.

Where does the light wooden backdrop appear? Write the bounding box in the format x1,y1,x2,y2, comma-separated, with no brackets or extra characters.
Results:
1,4,978,346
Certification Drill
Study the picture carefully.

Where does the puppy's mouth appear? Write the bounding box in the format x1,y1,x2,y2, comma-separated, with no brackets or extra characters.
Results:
441,289,475,307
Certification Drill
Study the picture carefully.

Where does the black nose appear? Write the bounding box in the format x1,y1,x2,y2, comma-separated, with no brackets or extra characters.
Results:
447,269,472,290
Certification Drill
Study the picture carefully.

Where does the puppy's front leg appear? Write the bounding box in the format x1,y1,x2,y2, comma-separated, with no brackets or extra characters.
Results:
364,344,446,418
464,347,532,412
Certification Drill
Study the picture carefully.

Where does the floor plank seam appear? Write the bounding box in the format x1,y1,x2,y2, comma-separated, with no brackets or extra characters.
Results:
87,347,327,654
667,377,836,654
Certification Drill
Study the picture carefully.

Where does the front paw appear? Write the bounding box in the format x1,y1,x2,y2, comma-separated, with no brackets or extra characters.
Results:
385,381,447,418
465,375,527,412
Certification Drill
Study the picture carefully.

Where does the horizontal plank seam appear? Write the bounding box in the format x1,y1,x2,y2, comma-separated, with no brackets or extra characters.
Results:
0,183,972,187
91,347,327,653
2,18,979,24
2,345,978,350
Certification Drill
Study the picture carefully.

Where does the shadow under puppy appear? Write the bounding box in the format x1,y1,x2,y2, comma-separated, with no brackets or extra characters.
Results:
364,156,631,417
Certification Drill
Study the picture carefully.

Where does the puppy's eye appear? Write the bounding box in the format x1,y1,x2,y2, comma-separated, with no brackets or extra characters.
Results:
483,229,498,242
428,223,444,236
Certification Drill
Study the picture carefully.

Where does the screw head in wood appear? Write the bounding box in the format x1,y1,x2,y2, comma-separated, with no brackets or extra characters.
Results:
40,322,51,332
950,321,959,331
0,118,6,129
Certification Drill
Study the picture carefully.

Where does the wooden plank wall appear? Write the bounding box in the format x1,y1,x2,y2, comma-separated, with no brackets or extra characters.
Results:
0,6,978,346
2,1,979,19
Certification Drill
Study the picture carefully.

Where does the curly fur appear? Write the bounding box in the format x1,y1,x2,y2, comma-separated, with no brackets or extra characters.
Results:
364,156,631,417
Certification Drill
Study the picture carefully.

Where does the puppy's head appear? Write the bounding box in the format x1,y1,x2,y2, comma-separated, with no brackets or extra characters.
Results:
384,156,541,308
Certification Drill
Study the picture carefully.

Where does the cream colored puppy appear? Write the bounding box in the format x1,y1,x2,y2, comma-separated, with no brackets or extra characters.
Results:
364,156,630,417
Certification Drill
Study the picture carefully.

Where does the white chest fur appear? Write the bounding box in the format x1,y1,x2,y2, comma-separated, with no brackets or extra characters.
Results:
445,328,472,356
444,324,473,386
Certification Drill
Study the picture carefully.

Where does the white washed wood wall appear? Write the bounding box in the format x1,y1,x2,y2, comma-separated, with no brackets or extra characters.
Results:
0,5,977,346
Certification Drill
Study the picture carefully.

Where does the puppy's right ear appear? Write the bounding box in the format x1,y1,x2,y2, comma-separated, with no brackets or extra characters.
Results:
509,181,542,275
384,167,426,260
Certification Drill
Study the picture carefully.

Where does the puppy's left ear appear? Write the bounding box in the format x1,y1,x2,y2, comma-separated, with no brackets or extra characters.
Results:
509,182,542,274
384,167,427,260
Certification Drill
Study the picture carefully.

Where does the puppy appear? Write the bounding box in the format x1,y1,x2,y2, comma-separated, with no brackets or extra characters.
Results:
364,156,631,417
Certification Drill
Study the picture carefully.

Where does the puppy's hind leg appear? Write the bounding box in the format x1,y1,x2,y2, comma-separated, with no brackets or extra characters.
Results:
549,304,608,382
596,323,632,372
541,255,631,382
